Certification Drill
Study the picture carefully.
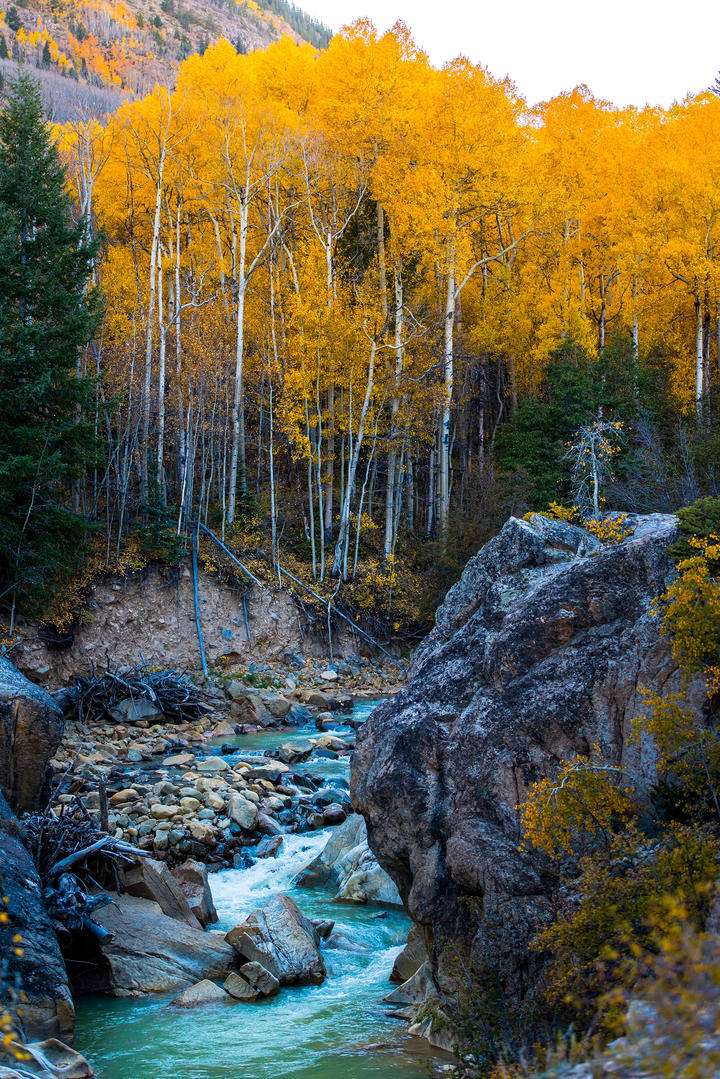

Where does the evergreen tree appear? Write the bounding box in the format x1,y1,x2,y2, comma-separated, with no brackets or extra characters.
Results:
0,73,101,622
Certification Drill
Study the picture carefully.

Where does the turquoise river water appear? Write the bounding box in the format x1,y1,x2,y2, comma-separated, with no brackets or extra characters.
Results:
73,701,443,1079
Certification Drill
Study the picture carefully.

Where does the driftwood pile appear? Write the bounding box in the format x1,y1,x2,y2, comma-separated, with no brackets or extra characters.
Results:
65,660,222,725
21,810,147,940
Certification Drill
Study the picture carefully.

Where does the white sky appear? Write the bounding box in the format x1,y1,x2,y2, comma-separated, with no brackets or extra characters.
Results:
299,0,720,108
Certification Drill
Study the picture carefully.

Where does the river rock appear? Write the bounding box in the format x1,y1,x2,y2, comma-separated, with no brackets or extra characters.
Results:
0,656,63,813
84,893,235,995
264,695,292,718
296,814,401,905
162,752,195,767
238,961,280,997
171,860,218,927
196,756,229,773
278,739,313,764
352,513,705,1015
119,858,201,928
11,1039,95,1077
384,960,438,1006
170,979,230,1008
227,794,258,831
255,836,283,858
249,762,290,782
322,803,347,825
223,971,258,1001
226,894,326,985
390,923,429,983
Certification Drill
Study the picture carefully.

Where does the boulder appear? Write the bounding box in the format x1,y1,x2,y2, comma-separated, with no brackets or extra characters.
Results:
296,813,401,905
255,836,283,859
196,756,229,774
0,656,63,813
383,960,438,1006
9,1038,94,1077
82,892,235,996
226,894,326,985
227,794,258,831
390,923,429,983
352,513,703,1012
248,762,290,783
119,858,201,928
238,961,280,997
222,971,258,1001
0,797,74,1044
170,860,218,928
264,696,292,718
169,979,230,1008
228,691,273,727
278,739,313,764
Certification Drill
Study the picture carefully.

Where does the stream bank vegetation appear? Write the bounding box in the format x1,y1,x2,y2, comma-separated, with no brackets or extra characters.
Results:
447,500,720,1078
6,34,720,647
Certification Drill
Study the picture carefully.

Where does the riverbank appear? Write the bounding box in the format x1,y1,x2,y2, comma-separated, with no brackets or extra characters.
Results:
48,659,405,869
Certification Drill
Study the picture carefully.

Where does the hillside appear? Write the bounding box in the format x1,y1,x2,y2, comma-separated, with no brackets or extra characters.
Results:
0,0,331,118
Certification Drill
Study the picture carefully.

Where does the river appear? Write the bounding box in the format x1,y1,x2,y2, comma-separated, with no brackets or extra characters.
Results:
73,700,443,1079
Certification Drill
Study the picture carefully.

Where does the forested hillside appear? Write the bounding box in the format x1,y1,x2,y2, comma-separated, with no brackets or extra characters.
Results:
4,20,720,637
0,0,330,119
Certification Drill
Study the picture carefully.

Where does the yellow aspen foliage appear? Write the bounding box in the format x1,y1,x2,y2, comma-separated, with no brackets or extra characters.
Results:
657,538,720,674
520,752,636,859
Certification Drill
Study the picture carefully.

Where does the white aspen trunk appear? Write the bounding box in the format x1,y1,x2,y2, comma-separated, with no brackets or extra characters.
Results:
427,438,436,537
438,260,455,549
405,449,414,533
696,294,705,419
141,161,165,509
383,264,403,564
227,197,248,525
155,254,167,502
332,338,377,578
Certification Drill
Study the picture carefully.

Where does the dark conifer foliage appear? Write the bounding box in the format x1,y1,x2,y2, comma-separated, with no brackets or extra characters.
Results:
0,72,101,620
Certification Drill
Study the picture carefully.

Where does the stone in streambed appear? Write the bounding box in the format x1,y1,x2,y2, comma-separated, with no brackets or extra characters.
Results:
390,923,429,984
322,803,347,825
170,979,230,1008
255,835,283,858
86,893,235,996
223,972,258,1001
238,962,280,997
226,894,326,985
171,859,218,928
119,857,201,928
383,961,438,1007
196,756,229,773
227,794,258,831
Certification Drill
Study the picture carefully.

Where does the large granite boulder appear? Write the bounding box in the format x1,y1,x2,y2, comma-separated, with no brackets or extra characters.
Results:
0,657,63,813
0,797,74,1044
352,513,703,1006
296,813,401,905
225,894,325,985
76,893,236,996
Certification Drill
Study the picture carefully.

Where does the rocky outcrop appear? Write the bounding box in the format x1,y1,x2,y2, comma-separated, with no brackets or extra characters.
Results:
352,513,703,1006
0,659,70,1046
0,656,63,813
0,797,74,1044
296,814,402,905
225,894,325,986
